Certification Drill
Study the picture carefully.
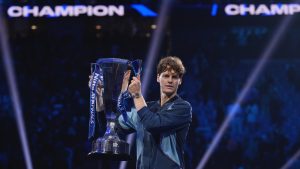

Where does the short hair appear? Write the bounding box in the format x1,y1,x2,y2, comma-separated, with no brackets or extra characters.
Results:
157,56,186,78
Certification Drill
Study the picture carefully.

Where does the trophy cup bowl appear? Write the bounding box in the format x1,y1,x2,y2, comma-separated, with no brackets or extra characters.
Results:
88,58,141,161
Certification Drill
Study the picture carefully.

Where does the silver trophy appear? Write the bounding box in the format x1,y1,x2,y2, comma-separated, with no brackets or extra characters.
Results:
88,58,142,161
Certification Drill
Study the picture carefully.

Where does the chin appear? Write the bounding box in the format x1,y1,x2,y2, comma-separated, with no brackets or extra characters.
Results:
163,90,176,96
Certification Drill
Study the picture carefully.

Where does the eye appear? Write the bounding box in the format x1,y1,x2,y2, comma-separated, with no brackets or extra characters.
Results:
172,75,179,79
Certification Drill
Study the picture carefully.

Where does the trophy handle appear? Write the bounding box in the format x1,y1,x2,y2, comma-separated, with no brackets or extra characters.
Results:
129,59,142,76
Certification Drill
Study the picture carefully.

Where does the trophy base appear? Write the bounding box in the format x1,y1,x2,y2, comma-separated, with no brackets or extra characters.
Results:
88,137,131,161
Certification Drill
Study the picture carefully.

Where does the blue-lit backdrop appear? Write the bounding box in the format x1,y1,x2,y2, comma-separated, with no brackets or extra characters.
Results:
1,1,300,169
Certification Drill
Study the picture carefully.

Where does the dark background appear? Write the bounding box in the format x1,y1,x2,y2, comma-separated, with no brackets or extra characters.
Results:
1,0,300,169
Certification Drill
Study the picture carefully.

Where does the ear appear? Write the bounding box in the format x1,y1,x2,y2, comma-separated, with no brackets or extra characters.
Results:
178,78,182,85
157,74,160,83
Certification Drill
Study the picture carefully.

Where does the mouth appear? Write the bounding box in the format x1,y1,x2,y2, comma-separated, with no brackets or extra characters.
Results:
165,85,173,88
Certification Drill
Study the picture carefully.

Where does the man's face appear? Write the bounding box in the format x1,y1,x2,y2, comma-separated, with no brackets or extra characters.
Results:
157,69,182,96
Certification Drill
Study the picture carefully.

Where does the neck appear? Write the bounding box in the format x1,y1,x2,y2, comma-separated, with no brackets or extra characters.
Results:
160,92,177,106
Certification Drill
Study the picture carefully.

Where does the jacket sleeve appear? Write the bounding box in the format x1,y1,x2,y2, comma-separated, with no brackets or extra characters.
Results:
137,101,192,133
116,108,139,135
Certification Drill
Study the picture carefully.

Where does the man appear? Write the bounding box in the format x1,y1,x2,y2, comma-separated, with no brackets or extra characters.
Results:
117,56,192,169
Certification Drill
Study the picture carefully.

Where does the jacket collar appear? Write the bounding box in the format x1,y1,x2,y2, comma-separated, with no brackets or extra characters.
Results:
158,94,180,107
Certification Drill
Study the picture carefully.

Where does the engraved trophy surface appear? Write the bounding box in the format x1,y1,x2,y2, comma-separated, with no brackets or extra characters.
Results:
88,58,142,161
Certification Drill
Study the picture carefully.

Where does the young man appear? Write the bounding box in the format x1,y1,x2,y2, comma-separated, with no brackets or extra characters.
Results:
117,56,192,169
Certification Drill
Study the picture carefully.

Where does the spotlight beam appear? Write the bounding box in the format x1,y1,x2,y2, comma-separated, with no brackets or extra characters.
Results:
280,148,300,169
119,1,173,169
0,6,34,169
196,6,296,169
141,0,173,95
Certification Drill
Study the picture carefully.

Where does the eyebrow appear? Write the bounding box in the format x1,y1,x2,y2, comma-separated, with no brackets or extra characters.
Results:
163,73,179,77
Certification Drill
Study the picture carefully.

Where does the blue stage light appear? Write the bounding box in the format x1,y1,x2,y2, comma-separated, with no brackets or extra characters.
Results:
131,4,157,17
211,4,218,16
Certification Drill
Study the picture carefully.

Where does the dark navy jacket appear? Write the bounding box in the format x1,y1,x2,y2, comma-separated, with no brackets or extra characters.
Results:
117,95,192,169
